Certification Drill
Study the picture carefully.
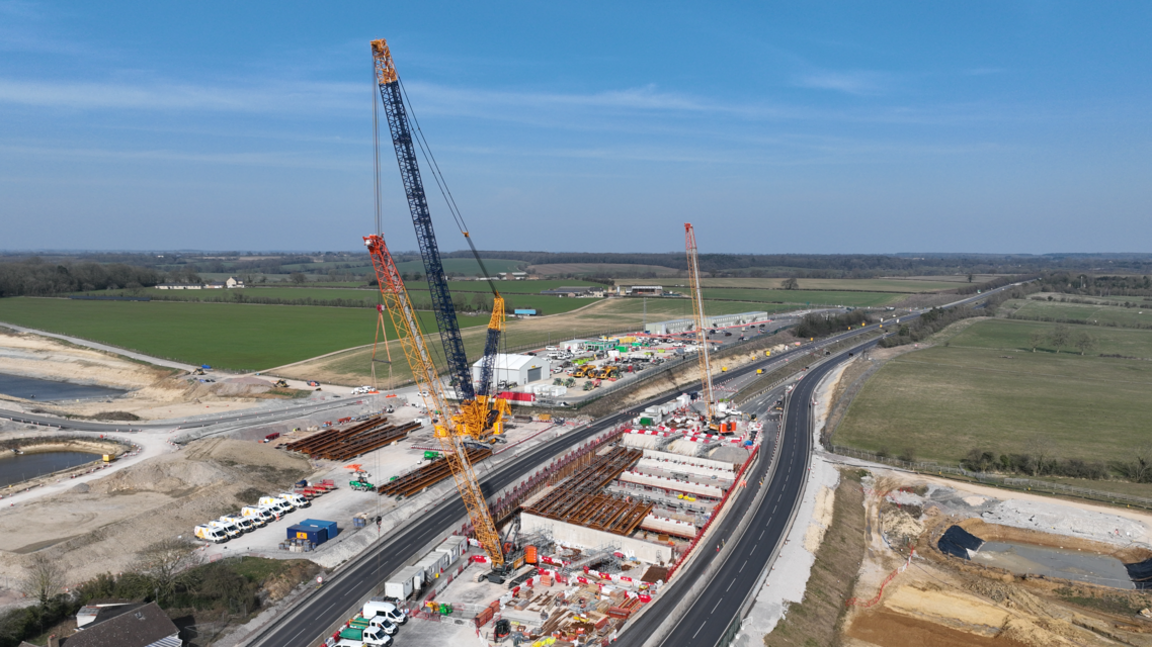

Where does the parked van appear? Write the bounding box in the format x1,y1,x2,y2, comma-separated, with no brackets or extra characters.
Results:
259,496,293,514
194,524,228,544
368,616,399,635
207,519,241,539
361,625,393,645
363,600,406,625
280,492,309,508
223,515,254,533
241,506,273,526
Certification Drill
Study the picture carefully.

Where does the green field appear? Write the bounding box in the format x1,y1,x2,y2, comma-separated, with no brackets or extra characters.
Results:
1008,298,1152,329
696,277,970,292
393,258,524,276
0,297,486,371
76,285,599,316
698,288,904,307
836,319,1152,486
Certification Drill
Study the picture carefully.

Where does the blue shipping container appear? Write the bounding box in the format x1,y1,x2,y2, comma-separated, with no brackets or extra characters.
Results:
301,518,339,540
287,524,327,544
513,308,537,315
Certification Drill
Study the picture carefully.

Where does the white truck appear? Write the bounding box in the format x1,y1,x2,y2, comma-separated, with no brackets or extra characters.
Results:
241,506,273,526
259,496,293,514
194,524,228,544
208,519,241,539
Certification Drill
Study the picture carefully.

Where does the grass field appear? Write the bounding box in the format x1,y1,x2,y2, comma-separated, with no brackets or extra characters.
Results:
0,297,486,371
836,319,1152,481
1008,298,1152,329
695,277,969,292
393,258,524,276
698,288,905,307
76,285,600,316
526,263,680,276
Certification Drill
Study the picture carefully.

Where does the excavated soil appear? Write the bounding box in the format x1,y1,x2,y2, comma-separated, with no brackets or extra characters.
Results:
0,438,311,586
842,472,1152,647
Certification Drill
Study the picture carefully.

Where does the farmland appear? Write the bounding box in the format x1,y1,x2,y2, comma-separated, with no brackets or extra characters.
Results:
0,297,486,371
695,277,976,292
697,288,905,308
835,318,1152,492
1007,297,1152,329
526,263,681,276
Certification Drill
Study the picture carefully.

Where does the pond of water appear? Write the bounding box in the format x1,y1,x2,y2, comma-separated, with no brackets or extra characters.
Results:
972,540,1134,589
0,451,102,487
0,372,127,401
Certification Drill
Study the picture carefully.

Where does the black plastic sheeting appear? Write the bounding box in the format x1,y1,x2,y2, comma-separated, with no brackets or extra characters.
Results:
1125,559,1152,589
938,525,984,559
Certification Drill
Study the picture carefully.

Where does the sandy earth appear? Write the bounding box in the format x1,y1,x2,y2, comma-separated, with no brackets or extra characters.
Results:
0,328,285,419
0,437,312,589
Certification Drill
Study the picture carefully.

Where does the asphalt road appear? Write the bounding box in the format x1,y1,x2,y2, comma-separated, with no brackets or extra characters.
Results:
614,338,875,647
244,328,865,647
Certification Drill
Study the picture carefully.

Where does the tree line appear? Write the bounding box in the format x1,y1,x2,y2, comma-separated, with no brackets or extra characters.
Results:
794,310,871,339
0,260,163,298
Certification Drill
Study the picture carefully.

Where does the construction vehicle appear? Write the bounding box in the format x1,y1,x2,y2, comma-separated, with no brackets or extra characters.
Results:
273,379,289,388
599,366,620,380
346,464,374,491
194,524,227,543
366,38,510,576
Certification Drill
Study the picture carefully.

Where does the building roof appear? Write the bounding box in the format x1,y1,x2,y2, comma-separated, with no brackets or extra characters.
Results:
470,353,547,371
61,602,179,647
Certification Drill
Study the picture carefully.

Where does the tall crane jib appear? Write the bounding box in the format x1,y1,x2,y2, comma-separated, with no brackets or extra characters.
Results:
371,39,474,400
368,38,508,572
685,223,717,423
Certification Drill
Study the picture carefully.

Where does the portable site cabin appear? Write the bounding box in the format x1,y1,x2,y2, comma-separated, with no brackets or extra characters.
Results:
434,535,468,563
414,551,449,583
383,565,423,599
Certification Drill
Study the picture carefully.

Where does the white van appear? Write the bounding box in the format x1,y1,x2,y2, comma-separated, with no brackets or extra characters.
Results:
259,496,293,514
241,506,273,526
194,524,228,544
223,515,254,533
361,625,393,645
363,600,406,625
280,492,309,508
367,616,398,635
208,519,241,539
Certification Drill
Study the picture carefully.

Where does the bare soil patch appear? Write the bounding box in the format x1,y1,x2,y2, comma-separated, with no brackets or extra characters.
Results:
0,437,311,587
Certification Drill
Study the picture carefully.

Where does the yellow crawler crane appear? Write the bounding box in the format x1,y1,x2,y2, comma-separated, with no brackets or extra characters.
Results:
364,234,505,568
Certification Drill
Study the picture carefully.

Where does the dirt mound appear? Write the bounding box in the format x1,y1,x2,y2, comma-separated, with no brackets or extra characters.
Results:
182,437,308,471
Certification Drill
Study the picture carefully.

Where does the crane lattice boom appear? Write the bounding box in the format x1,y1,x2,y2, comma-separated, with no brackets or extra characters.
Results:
364,234,504,567
685,223,716,421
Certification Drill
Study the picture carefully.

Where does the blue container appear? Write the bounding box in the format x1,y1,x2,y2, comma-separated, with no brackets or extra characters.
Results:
287,524,327,544
513,309,537,315
301,518,339,540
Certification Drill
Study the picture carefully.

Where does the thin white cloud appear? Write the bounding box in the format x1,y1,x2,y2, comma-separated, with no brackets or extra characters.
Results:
0,143,359,170
794,70,890,96
0,77,365,114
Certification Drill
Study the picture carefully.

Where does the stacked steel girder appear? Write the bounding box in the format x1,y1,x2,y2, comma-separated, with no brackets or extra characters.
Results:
522,447,652,536
378,447,493,498
285,417,420,461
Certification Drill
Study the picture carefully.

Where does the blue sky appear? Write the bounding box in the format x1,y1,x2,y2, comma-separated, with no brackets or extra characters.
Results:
1,1,1150,254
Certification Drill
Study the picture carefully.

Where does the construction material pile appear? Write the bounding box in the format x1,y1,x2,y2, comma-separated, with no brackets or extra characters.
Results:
522,447,652,536
378,447,493,498
284,416,420,461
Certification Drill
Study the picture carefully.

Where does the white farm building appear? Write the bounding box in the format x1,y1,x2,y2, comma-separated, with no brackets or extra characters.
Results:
471,353,552,389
